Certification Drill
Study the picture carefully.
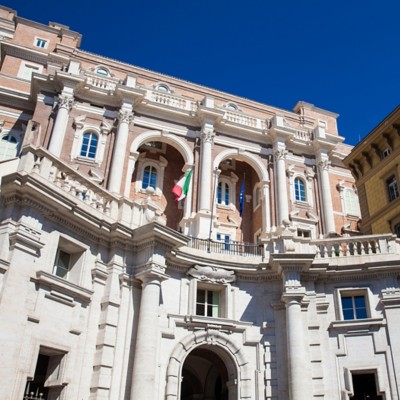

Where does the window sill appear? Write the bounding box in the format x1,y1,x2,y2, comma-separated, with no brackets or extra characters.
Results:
329,317,385,332
216,203,234,211
32,270,93,305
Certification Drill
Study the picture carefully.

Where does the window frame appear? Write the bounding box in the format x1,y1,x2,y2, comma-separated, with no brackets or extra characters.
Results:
34,37,48,49
386,174,399,202
294,177,306,202
343,187,361,217
0,133,20,161
95,66,110,77
18,61,43,81
142,164,158,190
336,288,372,321
196,288,221,318
79,131,99,159
51,236,86,284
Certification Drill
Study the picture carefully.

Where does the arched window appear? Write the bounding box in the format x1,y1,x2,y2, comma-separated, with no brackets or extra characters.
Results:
217,181,230,205
142,165,158,189
95,67,110,77
156,83,170,93
294,178,306,202
0,134,19,161
80,132,98,159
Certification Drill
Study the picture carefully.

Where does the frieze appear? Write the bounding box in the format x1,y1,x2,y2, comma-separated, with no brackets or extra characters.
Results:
187,265,236,284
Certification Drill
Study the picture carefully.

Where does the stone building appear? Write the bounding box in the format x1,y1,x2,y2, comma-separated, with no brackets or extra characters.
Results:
344,105,400,237
0,6,400,400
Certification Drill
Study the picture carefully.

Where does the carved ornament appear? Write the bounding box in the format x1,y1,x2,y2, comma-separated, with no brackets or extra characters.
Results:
187,265,236,284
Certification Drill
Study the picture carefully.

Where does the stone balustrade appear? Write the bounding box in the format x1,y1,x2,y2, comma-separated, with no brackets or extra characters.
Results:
221,110,268,130
144,89,197,112
311,234,399,258
84,71,121,92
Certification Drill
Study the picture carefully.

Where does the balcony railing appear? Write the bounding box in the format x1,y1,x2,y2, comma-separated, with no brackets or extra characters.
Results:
144,90,197,113
221,110,267,131
188,237,263,257
312,234,396,258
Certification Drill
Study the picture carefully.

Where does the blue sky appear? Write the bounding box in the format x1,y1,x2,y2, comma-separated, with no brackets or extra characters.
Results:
4,0,400,145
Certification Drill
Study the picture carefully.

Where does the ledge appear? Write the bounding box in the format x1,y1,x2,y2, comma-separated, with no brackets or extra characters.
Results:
329,317,385,332
32,270,93,305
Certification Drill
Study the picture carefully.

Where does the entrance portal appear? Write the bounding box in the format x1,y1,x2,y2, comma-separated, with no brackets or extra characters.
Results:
181,347,229,400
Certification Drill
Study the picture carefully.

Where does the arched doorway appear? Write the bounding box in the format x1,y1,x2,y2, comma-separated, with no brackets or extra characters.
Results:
181,346,229,400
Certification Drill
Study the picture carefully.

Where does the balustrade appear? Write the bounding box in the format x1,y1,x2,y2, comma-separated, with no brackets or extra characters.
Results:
312,234,397,258
145,90,197,112
84,71,120,92
222,110,267,130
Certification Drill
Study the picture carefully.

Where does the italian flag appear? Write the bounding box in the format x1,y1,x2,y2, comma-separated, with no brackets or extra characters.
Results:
172,169,192,202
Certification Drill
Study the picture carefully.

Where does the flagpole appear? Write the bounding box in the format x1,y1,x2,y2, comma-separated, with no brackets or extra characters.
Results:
208,167,218,253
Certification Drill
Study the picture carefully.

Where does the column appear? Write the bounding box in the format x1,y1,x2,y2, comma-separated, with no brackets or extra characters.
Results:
108,105,133,194
261,181,271,232
130,269,166,400
283,294,309,400
274,143,289,226
317,153,336,235
198,120,215,211
48,92,74,157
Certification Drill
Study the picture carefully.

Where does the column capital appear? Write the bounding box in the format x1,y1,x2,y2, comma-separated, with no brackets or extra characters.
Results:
274,148,287,161
118,108,134,125
135,262,169,284
201,126,215,143
57,93,74,110
317,158,330,171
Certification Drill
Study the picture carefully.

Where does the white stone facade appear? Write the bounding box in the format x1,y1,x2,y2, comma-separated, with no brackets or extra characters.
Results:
0,6,400,400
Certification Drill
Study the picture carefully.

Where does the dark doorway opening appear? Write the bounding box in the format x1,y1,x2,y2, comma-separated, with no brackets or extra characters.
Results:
181,347,229,400
349,373,384,400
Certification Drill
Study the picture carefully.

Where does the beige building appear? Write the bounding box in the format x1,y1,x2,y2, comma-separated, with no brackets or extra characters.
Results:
344,106,400,237
0,6,400,400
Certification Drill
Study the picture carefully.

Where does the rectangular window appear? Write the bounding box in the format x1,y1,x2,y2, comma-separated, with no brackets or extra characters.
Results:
297,229,311,238
24,347,66,399
216,233,230,250
53,249,71,279
349,372,383,400
341,294,368,320
386,175,399,202
35,38,47,48
196,289,220,317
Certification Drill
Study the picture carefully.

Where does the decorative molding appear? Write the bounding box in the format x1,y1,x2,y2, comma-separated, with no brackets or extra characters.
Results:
187,265,236,284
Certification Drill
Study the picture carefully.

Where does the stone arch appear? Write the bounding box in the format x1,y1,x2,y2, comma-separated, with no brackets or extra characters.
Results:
130,130,194,166
165,329,251,399
213,148,271,233
213,148,269,182
124,130,194,197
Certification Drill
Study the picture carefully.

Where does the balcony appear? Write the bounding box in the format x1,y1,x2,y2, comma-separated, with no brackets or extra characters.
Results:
83,70,121,95
219,109,268,133
142,89,198,116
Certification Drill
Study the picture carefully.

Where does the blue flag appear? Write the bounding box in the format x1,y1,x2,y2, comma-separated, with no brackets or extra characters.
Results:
239,180,245,216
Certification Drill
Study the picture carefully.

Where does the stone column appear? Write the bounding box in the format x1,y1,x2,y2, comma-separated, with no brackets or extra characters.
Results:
198,121,215,212
280,266,309,400
274,144,289,226
48,92,74,157
317,153,336,235
108,105,133,194
130,267,167,400
261,181,271,232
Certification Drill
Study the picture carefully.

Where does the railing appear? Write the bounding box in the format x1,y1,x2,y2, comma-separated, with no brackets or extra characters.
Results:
188,237,263,257
23,394,46,400
84,71,120,92
312,234,396,259
293,129,313,141
222,110,267,130
145,90,197,112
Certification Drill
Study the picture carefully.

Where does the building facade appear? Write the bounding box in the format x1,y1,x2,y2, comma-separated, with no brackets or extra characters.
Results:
0,6,400,400
344,106,400,237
